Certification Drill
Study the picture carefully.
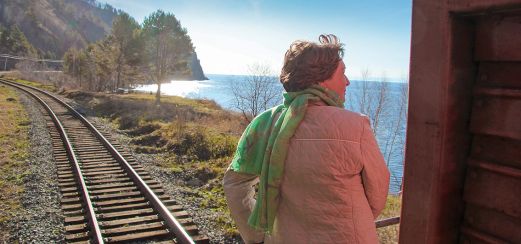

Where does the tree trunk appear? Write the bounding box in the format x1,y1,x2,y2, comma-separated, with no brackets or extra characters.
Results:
155,80,161,105
116,53,122,91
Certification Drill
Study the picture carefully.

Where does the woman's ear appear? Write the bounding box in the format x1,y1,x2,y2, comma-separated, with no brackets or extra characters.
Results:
319,61,347,97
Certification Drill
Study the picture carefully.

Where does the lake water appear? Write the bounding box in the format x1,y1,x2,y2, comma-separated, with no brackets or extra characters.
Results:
134,74,407,194
133,74,240,108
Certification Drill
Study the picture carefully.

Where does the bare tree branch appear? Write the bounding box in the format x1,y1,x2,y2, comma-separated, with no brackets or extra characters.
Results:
229,63,283,122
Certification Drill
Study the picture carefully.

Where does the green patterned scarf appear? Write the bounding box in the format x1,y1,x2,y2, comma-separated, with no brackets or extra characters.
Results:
229,85,344,232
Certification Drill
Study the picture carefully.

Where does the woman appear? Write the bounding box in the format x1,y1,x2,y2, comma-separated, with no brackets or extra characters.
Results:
223,34,390,244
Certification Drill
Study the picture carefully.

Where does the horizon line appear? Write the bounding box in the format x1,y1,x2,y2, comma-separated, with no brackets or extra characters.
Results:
205,73,409,83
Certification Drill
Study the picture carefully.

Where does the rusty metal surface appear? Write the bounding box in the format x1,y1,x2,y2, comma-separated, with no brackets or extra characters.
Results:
403,0,521,243
470,94,521,140
477,62,521,89
469,13,521,240
449,0,521,13
463,204,521,243
475,15,521,61
400,1,447,242
467,10,521,241
401,1,477,243
464,163,521,219
468,159,521,178
470,135,521,170
473,87,521,98
460,225,511,244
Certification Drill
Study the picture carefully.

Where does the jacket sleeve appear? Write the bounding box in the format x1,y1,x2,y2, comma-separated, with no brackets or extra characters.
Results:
360,116,390,219
223,169,265,244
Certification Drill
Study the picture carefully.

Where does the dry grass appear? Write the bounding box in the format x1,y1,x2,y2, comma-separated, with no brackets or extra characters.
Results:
63,89,245,151
61,87,244,237
15,78,57,92
377,194,402,243
5,78,403,241
64,90,244,132
0,85,30,241
120,93,223,114
63,87,403,241
0,75,57,92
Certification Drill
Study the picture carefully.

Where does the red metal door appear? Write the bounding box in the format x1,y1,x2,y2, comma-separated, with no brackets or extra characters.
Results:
401,1,521,243
461,12,521,243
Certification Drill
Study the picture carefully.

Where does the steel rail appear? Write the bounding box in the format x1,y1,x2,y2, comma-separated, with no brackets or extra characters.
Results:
2,78,398,240
0,79,104,243
2,79,195,244
375,216,400,228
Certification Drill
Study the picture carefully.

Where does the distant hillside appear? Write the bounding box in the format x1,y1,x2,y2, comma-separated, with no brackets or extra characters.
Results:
0,0,207,80
0,0,119,58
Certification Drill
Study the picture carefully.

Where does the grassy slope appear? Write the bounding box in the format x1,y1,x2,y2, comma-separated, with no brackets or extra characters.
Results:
15,79,57,92
62,87,246,237
7,78,402,241
0,85,30,241
102,91,403,241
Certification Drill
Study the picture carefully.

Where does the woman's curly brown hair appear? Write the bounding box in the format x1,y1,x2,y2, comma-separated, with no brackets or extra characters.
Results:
280,34,345,92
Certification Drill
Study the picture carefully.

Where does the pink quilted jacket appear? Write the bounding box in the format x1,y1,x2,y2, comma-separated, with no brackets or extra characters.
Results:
224,102,390,244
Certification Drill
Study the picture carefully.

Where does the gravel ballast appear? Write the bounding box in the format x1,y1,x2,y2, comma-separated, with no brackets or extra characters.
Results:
4,86,242,243
89,117,243,244
4,91,64,243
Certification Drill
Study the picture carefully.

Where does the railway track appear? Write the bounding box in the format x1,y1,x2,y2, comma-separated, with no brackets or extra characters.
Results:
0,79,208,244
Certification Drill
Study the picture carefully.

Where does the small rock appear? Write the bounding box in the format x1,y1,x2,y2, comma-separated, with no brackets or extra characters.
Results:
187,178,203,187
4,92,64,243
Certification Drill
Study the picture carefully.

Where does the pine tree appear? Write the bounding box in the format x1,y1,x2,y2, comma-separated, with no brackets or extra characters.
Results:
92,39,115,91
143,10,194,104
0,25,37,57
111,12,141,90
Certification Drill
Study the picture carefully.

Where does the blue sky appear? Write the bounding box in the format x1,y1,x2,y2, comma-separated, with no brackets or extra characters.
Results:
102,0,412,80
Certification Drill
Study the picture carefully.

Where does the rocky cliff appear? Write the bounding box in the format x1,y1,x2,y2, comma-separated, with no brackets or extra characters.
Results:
189,52,208,80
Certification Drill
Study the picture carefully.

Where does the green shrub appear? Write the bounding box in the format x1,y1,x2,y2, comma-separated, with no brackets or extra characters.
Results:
165,127,237,161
